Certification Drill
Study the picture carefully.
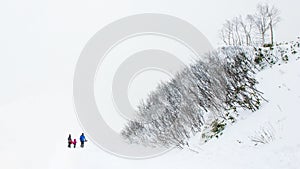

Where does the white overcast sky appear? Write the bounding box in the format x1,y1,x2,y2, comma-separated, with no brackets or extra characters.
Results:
0,0,299,106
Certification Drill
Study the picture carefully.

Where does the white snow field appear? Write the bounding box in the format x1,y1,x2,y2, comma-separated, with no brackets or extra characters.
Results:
2,0,300,168
0,43,299,169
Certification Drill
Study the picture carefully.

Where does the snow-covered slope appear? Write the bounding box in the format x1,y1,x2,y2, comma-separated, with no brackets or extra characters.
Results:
0,43,299,169
190,58,300,169
62,44,299,169
65,56,300,169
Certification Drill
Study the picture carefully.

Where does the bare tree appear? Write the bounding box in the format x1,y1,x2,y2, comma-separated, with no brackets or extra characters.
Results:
232,17,242,45
250,4,270,45
220,20,234,45
250,3,280,46
239,15,255,46
267,5,281,45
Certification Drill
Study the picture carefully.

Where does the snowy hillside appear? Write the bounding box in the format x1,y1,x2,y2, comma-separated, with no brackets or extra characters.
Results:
0,40,299,169
64,41,300,168
203,57,300,169
189,50,300,169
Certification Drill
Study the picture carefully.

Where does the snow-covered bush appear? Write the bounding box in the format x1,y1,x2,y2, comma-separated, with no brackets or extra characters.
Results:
201,119,226,142
254,40,300,69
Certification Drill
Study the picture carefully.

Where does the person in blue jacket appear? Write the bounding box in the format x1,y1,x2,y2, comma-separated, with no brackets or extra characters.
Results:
80,133,87,148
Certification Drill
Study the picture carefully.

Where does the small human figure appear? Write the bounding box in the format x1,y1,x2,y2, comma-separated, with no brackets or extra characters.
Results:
73,139,77,148
80,133,87,148
68,134,72,148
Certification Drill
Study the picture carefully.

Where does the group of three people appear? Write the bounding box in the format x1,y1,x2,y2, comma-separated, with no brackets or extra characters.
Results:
68,133,87,148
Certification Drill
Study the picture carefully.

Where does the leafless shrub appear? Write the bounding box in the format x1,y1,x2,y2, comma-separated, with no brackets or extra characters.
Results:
249,123,275,145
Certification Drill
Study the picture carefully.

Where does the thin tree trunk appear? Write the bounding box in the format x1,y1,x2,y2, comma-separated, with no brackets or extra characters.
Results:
262,32,265,46
270,23,274,45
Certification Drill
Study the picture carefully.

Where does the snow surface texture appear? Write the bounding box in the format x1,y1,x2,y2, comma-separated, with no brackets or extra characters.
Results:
0,41,299,169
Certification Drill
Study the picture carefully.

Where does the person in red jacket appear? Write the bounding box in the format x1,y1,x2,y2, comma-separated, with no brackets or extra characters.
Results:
73,139,77,148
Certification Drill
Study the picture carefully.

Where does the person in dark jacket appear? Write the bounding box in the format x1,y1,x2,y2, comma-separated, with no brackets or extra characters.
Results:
68,134,72,148
80,133,86,148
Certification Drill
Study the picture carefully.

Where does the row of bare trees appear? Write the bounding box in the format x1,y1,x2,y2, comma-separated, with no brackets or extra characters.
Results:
220,3,280,46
